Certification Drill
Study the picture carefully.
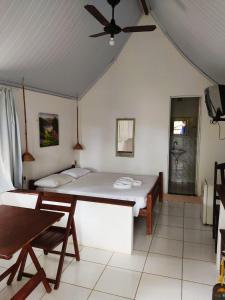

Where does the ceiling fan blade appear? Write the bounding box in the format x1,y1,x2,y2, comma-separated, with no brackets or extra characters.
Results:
84,5,110,26
140,0,149,15
123,25,156,32
89,32,108,38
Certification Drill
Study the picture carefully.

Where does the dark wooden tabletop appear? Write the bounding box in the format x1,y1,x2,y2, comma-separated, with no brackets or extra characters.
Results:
0,205,63,260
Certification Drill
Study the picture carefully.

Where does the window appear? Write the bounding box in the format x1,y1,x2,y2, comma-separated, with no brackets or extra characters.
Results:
173,120,187,135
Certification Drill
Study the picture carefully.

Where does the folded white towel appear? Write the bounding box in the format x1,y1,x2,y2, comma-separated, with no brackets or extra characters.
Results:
132,180,142,187
113,181,132,189
113,177,142,189
119,177,134,182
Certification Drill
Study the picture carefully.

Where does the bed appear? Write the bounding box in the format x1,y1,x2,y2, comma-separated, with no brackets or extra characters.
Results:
0,166,163,254
12,166,163,253
29,167,163,233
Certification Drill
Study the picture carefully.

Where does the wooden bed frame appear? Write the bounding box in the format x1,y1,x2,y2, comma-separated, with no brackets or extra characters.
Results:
28,166,163,235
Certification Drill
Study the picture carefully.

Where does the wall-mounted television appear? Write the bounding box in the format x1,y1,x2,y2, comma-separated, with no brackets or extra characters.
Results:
205,85,225,120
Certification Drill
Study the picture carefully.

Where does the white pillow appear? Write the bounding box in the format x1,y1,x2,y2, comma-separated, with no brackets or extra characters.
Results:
34,174,73,188
61,168,90,179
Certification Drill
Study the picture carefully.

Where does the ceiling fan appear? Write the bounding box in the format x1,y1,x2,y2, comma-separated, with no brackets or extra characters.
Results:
85,0,156,46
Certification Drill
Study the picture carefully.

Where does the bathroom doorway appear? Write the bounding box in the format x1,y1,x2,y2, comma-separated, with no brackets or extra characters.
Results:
168,97,200,195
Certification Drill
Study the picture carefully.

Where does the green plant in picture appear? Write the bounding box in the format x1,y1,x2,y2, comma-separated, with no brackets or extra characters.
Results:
39,113,59,147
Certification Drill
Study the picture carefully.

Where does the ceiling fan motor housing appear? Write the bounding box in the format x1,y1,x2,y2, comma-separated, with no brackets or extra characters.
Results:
104,19,121,35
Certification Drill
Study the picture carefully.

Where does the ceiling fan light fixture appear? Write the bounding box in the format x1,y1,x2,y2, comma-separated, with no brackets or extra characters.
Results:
109,37,115,46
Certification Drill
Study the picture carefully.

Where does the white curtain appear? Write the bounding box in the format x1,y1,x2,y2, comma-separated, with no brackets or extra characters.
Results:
0,87,22,192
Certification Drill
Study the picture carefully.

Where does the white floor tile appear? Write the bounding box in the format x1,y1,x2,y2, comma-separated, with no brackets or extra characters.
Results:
184,206,201,219
55,241,83,253
162,201,184,208
183,242,216,262
61,260,104,289
182,281,213,300
144,253,182,279
89,291,130,300
42,282,91,300
184,229,213,245
161,206,183,217
155,224,183,241
136,273,181,300
183,259,217,285
133,230,152,252
25,253,73,280
184,217,211,231
185,203,200,208
0,277,45,300
95,266,141,299
80,247,113,265
158,215,183,228
150,237,183,257
108,251,147,272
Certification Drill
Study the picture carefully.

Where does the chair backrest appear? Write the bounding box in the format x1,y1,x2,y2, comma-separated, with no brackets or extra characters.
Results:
35,192,77,228
214,162,225,187
214,162,225,203
216,162,225,185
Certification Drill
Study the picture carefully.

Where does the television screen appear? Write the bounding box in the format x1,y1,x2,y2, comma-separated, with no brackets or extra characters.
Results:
205,85,225,119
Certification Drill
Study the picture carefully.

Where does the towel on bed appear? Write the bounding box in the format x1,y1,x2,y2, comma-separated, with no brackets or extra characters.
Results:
113,177,142,189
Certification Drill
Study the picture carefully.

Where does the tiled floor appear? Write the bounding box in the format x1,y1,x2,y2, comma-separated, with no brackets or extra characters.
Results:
168,182,196,195
0,200,216,299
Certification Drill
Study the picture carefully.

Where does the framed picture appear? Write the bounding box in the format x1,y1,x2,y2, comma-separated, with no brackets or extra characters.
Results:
39,113,59,147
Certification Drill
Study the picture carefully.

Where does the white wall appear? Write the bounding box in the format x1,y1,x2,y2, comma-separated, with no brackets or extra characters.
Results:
79,15,225,194
12,88,78,182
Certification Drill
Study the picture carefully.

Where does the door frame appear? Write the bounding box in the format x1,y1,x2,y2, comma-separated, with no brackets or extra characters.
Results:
167,96,201,195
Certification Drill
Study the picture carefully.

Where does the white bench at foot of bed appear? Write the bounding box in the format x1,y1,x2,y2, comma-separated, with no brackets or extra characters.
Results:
0,191,134,254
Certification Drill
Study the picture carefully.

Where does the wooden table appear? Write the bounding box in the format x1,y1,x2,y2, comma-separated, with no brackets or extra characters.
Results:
0,205,63,299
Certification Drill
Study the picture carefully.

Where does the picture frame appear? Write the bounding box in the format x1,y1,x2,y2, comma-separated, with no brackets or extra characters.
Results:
39,113,59,147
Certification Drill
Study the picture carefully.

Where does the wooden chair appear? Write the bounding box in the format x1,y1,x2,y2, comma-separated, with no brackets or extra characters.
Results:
213,162,225,252
17,191,80,289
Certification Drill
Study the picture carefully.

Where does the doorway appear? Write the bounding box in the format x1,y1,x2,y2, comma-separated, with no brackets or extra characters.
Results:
168,97,200,195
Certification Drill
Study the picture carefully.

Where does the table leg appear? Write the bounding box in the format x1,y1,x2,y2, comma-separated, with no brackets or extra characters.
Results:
27,245,51,293
0,264,18,282
10,268,48,300
0,244,51,299
17,251,28,281
7,247,28,285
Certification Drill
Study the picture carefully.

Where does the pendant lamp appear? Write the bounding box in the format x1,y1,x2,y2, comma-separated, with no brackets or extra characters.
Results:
22,79,35,161
73,98,83,150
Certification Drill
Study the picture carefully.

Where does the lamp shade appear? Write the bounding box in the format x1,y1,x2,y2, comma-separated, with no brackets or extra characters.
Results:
73,142,83,150
22,151,35,162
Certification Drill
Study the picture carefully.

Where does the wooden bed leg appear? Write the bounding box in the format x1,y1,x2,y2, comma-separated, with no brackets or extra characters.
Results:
146,195,153,234
146,213,152,234
159,172,163,202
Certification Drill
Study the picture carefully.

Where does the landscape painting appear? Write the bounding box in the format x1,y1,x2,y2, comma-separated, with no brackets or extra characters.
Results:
39,113,59,147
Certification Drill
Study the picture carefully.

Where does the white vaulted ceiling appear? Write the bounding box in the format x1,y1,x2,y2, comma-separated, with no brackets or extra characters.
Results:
1,0,225,99
149,0,225,85
0,0,141,98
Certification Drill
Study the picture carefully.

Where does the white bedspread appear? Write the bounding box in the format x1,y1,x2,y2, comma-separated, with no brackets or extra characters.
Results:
38,172,158,217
